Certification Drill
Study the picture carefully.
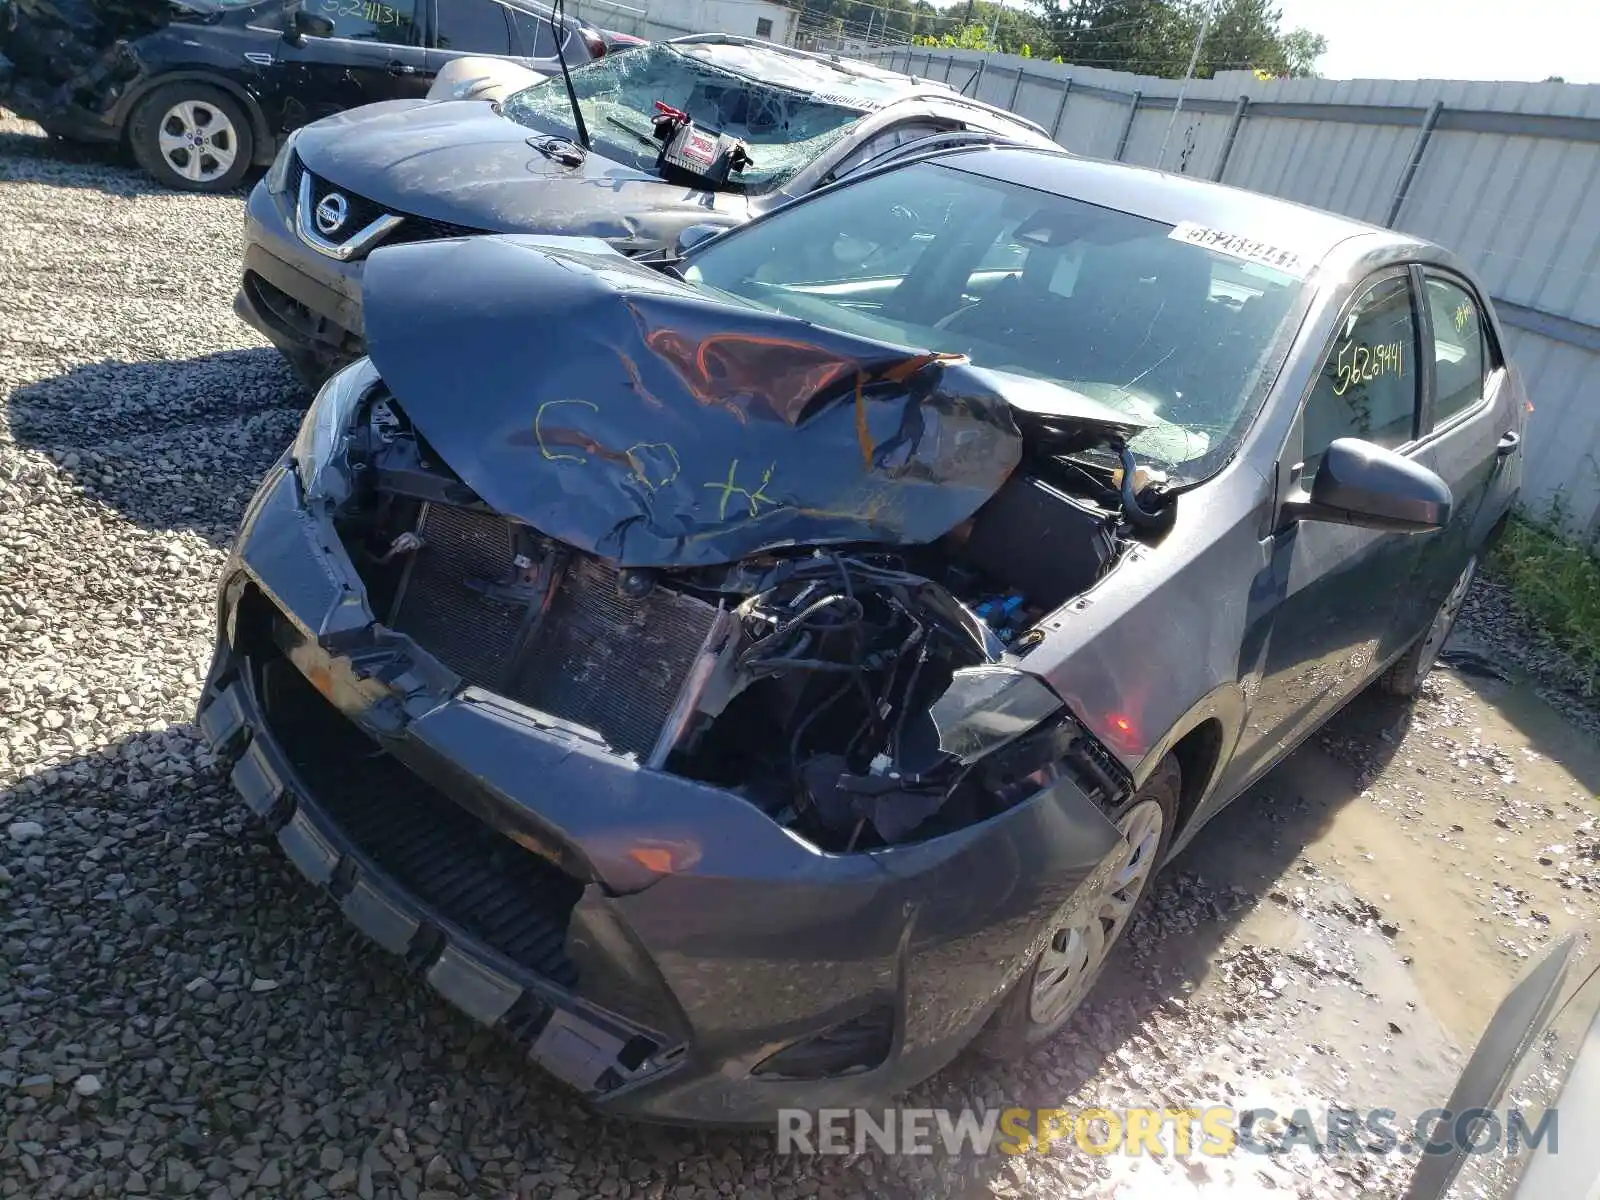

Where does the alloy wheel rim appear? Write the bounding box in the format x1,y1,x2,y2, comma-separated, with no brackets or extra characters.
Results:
157,101,238,183
1028,796,1164,1026
1415,558,1477,679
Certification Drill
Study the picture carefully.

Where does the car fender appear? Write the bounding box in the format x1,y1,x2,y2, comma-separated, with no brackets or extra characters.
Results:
1131,683,1247,847
112,69,274,163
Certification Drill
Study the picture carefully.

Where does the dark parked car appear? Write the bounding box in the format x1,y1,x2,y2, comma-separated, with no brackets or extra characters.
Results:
198,144,1526,1123
0,0,607,191
231,33,1058,385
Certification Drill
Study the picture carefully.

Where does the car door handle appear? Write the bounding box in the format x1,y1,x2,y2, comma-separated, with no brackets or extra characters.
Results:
386,61,418,75
1496,430,1521,457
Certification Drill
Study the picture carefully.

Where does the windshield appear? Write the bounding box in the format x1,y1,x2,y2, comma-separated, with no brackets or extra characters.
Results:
683,160,1308,475
499,43,870,193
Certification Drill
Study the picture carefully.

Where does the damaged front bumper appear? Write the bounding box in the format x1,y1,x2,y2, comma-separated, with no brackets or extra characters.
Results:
198,461,1127,1123
233,179,368,368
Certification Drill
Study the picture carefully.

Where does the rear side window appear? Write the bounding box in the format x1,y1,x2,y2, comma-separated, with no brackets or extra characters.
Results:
830,120,949,182
509,7,564,57
1300,274,1420,474
436,0,512,53
1424,276,1489,429
312,0,420,42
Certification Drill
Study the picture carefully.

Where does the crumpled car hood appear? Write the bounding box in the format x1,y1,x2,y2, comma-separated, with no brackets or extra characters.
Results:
295,100,743,250
362,234,1142,568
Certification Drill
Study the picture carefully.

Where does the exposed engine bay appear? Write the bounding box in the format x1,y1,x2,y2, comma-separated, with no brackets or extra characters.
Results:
336,388,1170,853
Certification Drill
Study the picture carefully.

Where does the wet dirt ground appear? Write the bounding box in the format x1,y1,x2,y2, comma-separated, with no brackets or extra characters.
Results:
3,110,1598,1199
1060,651,1600,1197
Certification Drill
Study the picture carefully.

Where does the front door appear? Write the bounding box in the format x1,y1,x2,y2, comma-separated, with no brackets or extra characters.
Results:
1224,269,1431,792
264,0,433,133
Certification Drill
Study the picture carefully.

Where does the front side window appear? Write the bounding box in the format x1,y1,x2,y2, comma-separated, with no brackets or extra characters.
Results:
1424,275,1489,429
683,160,1307,476
436,0,511,53
500,43,870,192
310,0,419,42
1300,274,1420,475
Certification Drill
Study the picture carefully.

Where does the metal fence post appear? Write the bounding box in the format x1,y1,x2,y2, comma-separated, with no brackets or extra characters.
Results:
1113,91,1141,161
1386,100,1444,228
1008,67,1026,111
1050,77,1073,144
1211,95,1249,182
944,55,956,82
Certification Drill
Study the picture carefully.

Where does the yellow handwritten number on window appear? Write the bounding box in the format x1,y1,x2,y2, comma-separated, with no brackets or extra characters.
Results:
1332,339,1405,397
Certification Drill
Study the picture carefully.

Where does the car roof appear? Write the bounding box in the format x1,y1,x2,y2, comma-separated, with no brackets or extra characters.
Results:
926,144,1408,267
664,35,1045,133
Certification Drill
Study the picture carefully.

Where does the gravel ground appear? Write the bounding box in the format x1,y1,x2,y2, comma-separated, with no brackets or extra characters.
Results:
2,110,1597,1200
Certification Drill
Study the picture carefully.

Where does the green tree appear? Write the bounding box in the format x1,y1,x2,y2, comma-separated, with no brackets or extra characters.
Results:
1025,0,1325,79
1280,26,1328,77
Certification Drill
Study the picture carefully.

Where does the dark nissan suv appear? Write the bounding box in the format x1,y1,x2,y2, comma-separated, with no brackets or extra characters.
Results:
232,34,1056,385
0,0,606,191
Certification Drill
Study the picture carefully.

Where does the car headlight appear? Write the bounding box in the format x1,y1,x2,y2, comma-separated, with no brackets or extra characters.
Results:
926,665,1063,765
292,358,380,505
265,127,304,194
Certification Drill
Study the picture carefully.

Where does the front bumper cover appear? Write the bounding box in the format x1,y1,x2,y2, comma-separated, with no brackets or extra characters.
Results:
198,461,1126,1123
234,180,367,362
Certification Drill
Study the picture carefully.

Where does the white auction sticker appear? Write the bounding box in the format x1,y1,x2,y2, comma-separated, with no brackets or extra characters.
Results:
1168,221,1313,279
806,89,882,112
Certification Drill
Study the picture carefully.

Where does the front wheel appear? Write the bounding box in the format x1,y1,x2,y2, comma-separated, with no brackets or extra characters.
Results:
129,83,254,192
1383,555,1478,697
975,755,1180,1059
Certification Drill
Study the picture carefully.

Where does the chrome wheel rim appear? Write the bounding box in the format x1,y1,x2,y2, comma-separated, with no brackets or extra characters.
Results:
157,100,238,184
1415,557,1477,680
1028,796,1164,1026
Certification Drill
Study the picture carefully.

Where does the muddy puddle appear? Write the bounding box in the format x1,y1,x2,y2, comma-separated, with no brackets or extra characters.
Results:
1114,654,1600,1154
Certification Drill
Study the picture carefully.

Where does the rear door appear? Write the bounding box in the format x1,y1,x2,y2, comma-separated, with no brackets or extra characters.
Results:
500,1,590,75
1408,267,1518,616
1224,268,1431,791
428,0,517,68
267,0,432,131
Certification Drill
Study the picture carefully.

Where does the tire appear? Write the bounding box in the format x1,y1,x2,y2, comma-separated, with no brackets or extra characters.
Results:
128,83,253,193
974,754,1181,1060
1382,555,1478,697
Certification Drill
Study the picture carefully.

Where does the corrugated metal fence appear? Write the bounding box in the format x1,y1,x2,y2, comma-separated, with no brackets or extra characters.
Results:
861,48,1600,544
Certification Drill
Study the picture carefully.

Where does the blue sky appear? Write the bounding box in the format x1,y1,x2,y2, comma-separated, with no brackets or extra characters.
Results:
1274,0,1598,82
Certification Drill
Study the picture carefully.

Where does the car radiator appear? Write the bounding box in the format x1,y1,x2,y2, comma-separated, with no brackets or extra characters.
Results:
388,503,720,760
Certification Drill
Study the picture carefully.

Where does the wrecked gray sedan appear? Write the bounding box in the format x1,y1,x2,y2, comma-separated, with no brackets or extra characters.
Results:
198,145,1524,1123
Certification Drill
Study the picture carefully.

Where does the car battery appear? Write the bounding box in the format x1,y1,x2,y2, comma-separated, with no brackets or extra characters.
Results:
654,106,750,186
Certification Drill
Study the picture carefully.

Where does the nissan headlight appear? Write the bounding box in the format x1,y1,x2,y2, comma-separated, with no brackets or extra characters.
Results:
292,357,380,505
265,127,304,194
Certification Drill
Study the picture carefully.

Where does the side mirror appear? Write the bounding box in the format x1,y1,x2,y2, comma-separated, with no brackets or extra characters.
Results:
285,7,334,44
1285,438,1452,534
673,223,723,258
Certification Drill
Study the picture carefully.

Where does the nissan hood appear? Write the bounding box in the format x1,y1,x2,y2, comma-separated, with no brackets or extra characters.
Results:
294,100,746,250
361,234,1146,568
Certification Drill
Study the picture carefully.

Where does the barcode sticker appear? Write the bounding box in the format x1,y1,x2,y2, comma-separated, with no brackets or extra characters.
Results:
1168,221,1312,279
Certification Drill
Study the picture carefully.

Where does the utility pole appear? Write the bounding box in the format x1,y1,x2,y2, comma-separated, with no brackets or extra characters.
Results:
1156,0,1215,170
